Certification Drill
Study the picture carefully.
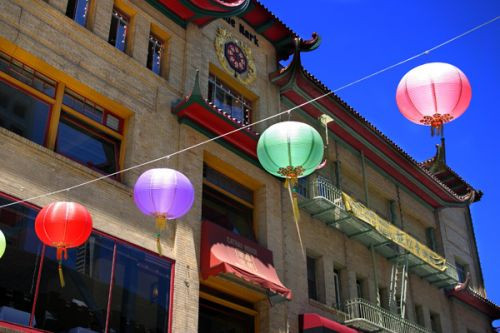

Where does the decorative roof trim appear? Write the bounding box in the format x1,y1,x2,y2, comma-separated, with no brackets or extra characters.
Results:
271,39,476,206
172,71,259,159
447,276,500,319
148,0,310,60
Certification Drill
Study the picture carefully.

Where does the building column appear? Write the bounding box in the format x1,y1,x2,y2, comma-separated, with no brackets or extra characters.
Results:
130,12,150,66
346,270,357,300
90,0,114,41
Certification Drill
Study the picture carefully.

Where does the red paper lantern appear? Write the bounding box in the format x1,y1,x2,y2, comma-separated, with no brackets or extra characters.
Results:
35,202,93,286
396,62,472,136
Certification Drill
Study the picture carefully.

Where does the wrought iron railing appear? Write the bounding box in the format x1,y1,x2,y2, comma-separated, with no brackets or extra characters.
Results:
299,176,345,210
345,298,431,333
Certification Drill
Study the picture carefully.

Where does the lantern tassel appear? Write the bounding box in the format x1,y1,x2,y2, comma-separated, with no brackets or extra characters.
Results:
155,216,167,255
285,178,304,254
56,247,67,288
156,233,162,256
58,261,65,288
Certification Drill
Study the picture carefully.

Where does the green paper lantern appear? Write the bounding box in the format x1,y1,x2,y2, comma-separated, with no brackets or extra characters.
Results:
257,121,324,179
0,229,5,259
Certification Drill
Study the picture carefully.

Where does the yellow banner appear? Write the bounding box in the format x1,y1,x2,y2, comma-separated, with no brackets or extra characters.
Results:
342,193,447,272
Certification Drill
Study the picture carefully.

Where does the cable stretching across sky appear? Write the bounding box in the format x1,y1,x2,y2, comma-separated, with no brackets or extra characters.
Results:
0,15,498,209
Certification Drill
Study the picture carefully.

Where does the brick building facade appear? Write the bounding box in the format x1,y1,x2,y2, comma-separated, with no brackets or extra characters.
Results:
0,1,498,332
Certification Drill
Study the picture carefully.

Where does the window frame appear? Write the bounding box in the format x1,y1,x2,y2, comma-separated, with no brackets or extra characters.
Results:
147,33,164,76
65,0,90,27
0,49,128,178
333,268,342,309
0,192,175,333
455,259,468,283
207,72,253,126
108,7,130,52
306,256,318,301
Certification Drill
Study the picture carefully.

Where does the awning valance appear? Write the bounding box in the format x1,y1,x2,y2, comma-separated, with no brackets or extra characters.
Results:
200,220,292,300
300,313,358,333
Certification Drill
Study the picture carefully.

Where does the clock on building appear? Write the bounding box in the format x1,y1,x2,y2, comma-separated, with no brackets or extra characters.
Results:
215,27,256,84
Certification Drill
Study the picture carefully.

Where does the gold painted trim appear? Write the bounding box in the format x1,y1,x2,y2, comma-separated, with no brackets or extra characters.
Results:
46,82,65,150
214,27,256,85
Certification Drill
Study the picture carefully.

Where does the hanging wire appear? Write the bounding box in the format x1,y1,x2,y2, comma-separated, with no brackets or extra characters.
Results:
0,15,498,209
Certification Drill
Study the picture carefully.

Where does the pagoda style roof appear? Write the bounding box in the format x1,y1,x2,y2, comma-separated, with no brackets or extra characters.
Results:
420,138,482,202
270,38,479,208
172,71,259,160
447,277,500,319
147,0,300,59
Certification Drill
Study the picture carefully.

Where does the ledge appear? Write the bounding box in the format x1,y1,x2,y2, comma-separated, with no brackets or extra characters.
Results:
0,128,132,196
172,71,259,159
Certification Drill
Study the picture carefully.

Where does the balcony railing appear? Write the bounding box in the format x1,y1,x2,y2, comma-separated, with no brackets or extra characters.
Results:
345,298,431,333
298,176,458,288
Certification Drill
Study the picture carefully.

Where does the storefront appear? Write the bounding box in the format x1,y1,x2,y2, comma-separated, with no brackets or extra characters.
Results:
0,194,174,333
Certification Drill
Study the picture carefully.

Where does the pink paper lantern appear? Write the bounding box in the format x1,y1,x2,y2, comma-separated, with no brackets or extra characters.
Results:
396,62,471,135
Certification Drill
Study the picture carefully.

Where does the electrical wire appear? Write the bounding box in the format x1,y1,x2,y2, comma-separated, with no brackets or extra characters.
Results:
0,15,498,209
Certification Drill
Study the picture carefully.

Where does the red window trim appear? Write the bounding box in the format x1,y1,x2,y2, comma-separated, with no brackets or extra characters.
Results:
0,192,175,333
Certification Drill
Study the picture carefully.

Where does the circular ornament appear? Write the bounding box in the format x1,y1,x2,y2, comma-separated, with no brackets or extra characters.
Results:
215,27,256,84
225,42,248,74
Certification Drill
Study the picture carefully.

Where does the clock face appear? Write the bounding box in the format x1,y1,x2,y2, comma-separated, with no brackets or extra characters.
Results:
224,42,248,74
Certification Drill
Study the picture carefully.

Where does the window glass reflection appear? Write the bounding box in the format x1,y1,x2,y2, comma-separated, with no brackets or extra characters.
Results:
207,74,252,125
108,9,129,52
109,243,171,333
0,197,42,327
0,80,50,145
34,234,114,333
55,115,119,175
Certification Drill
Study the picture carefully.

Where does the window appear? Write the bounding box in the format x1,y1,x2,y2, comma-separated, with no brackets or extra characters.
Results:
0,51,125,177
202,164,255,240
55,114,120,175
356,279,363,299
199,297,254,333
333,269,342,309
307,256,318,300
147,34,163,75
108,8,129,52
0,193,173,332
426,227,437,251
208,73,252,125
389,200,397,224
378,287,389,309
456,260,468,283
66,0,89,26
415,304,425,327
0,79,51,145
430,311,442,333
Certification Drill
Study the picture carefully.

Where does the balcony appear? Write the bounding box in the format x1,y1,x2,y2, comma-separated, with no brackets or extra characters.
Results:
345,298,431,333
298,176,458,288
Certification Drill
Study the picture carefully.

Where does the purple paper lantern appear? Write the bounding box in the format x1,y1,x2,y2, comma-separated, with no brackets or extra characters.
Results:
133,168,195,253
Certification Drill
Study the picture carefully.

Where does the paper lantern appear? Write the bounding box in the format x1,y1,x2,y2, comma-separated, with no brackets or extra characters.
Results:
257,121,324,222
134,168,195,254
396,62,471,136
0,229,5,259
35,202,93,287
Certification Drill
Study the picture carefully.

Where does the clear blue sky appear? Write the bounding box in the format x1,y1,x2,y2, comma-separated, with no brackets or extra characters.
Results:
265,0,500,321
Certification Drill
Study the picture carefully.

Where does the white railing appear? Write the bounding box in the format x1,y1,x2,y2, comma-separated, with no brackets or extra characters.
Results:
307,176,345,210
345,298,431,333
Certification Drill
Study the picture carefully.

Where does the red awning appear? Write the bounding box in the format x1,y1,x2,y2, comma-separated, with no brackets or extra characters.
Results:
300,313,358,333
200,220,292,300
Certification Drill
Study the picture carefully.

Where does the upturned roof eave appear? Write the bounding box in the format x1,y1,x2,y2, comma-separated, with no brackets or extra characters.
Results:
270,47,475,207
